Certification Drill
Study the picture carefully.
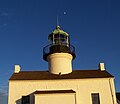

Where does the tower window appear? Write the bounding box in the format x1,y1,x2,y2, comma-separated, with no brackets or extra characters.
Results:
22,95,30,104
91,93,100,104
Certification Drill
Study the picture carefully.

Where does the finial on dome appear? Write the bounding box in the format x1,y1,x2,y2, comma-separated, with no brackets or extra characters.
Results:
56,25,60,30
57,16,59,26
56,16,60,30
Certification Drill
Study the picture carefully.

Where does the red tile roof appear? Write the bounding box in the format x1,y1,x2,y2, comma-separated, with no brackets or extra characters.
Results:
9,70,113,80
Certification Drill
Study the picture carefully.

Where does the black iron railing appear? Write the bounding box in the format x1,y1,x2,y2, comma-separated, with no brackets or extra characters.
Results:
43,44,76,61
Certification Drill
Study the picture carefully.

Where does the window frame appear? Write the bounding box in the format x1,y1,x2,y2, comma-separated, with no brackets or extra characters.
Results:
22,95,30,104
91,93,100,104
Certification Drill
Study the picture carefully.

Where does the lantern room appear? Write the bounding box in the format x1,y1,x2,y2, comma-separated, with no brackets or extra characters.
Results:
48,26,69,46
43,26,76,62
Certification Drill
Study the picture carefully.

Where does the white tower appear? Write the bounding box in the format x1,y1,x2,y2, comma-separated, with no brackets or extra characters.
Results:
43,26,75,75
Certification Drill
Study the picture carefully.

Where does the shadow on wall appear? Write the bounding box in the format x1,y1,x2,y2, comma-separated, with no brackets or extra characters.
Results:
16,99,21,104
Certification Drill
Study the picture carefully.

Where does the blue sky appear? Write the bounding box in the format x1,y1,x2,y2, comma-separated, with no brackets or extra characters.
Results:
0,0,120,103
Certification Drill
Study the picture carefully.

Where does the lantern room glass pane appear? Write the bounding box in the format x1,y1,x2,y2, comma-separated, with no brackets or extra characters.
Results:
53,34,68,45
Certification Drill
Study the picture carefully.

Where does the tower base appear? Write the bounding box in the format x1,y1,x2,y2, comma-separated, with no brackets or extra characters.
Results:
47,53,73,75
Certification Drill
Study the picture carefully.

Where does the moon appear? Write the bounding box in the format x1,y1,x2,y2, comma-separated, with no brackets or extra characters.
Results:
63,12,66,15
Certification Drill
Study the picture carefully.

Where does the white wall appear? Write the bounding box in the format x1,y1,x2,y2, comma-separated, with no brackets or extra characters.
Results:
35,93,75,104
8,78,117,104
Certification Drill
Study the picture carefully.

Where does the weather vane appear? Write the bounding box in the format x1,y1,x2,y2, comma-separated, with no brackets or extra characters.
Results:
57,16,59,26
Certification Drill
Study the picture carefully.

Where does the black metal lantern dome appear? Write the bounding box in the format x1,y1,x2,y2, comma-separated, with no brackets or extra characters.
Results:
43,26,76,61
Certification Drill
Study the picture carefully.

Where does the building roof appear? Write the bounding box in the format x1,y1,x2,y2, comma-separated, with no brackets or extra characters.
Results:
9,70,114,80
34,90,75,94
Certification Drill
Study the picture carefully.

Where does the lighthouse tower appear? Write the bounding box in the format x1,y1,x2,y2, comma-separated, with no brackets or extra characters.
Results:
43,26,76,75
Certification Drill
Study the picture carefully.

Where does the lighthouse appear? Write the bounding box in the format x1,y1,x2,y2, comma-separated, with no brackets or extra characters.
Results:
8,24,117,104
43,26,76,75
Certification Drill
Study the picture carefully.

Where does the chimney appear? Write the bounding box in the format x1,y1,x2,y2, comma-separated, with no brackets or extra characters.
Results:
14,65,20,73
99,63,105,71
